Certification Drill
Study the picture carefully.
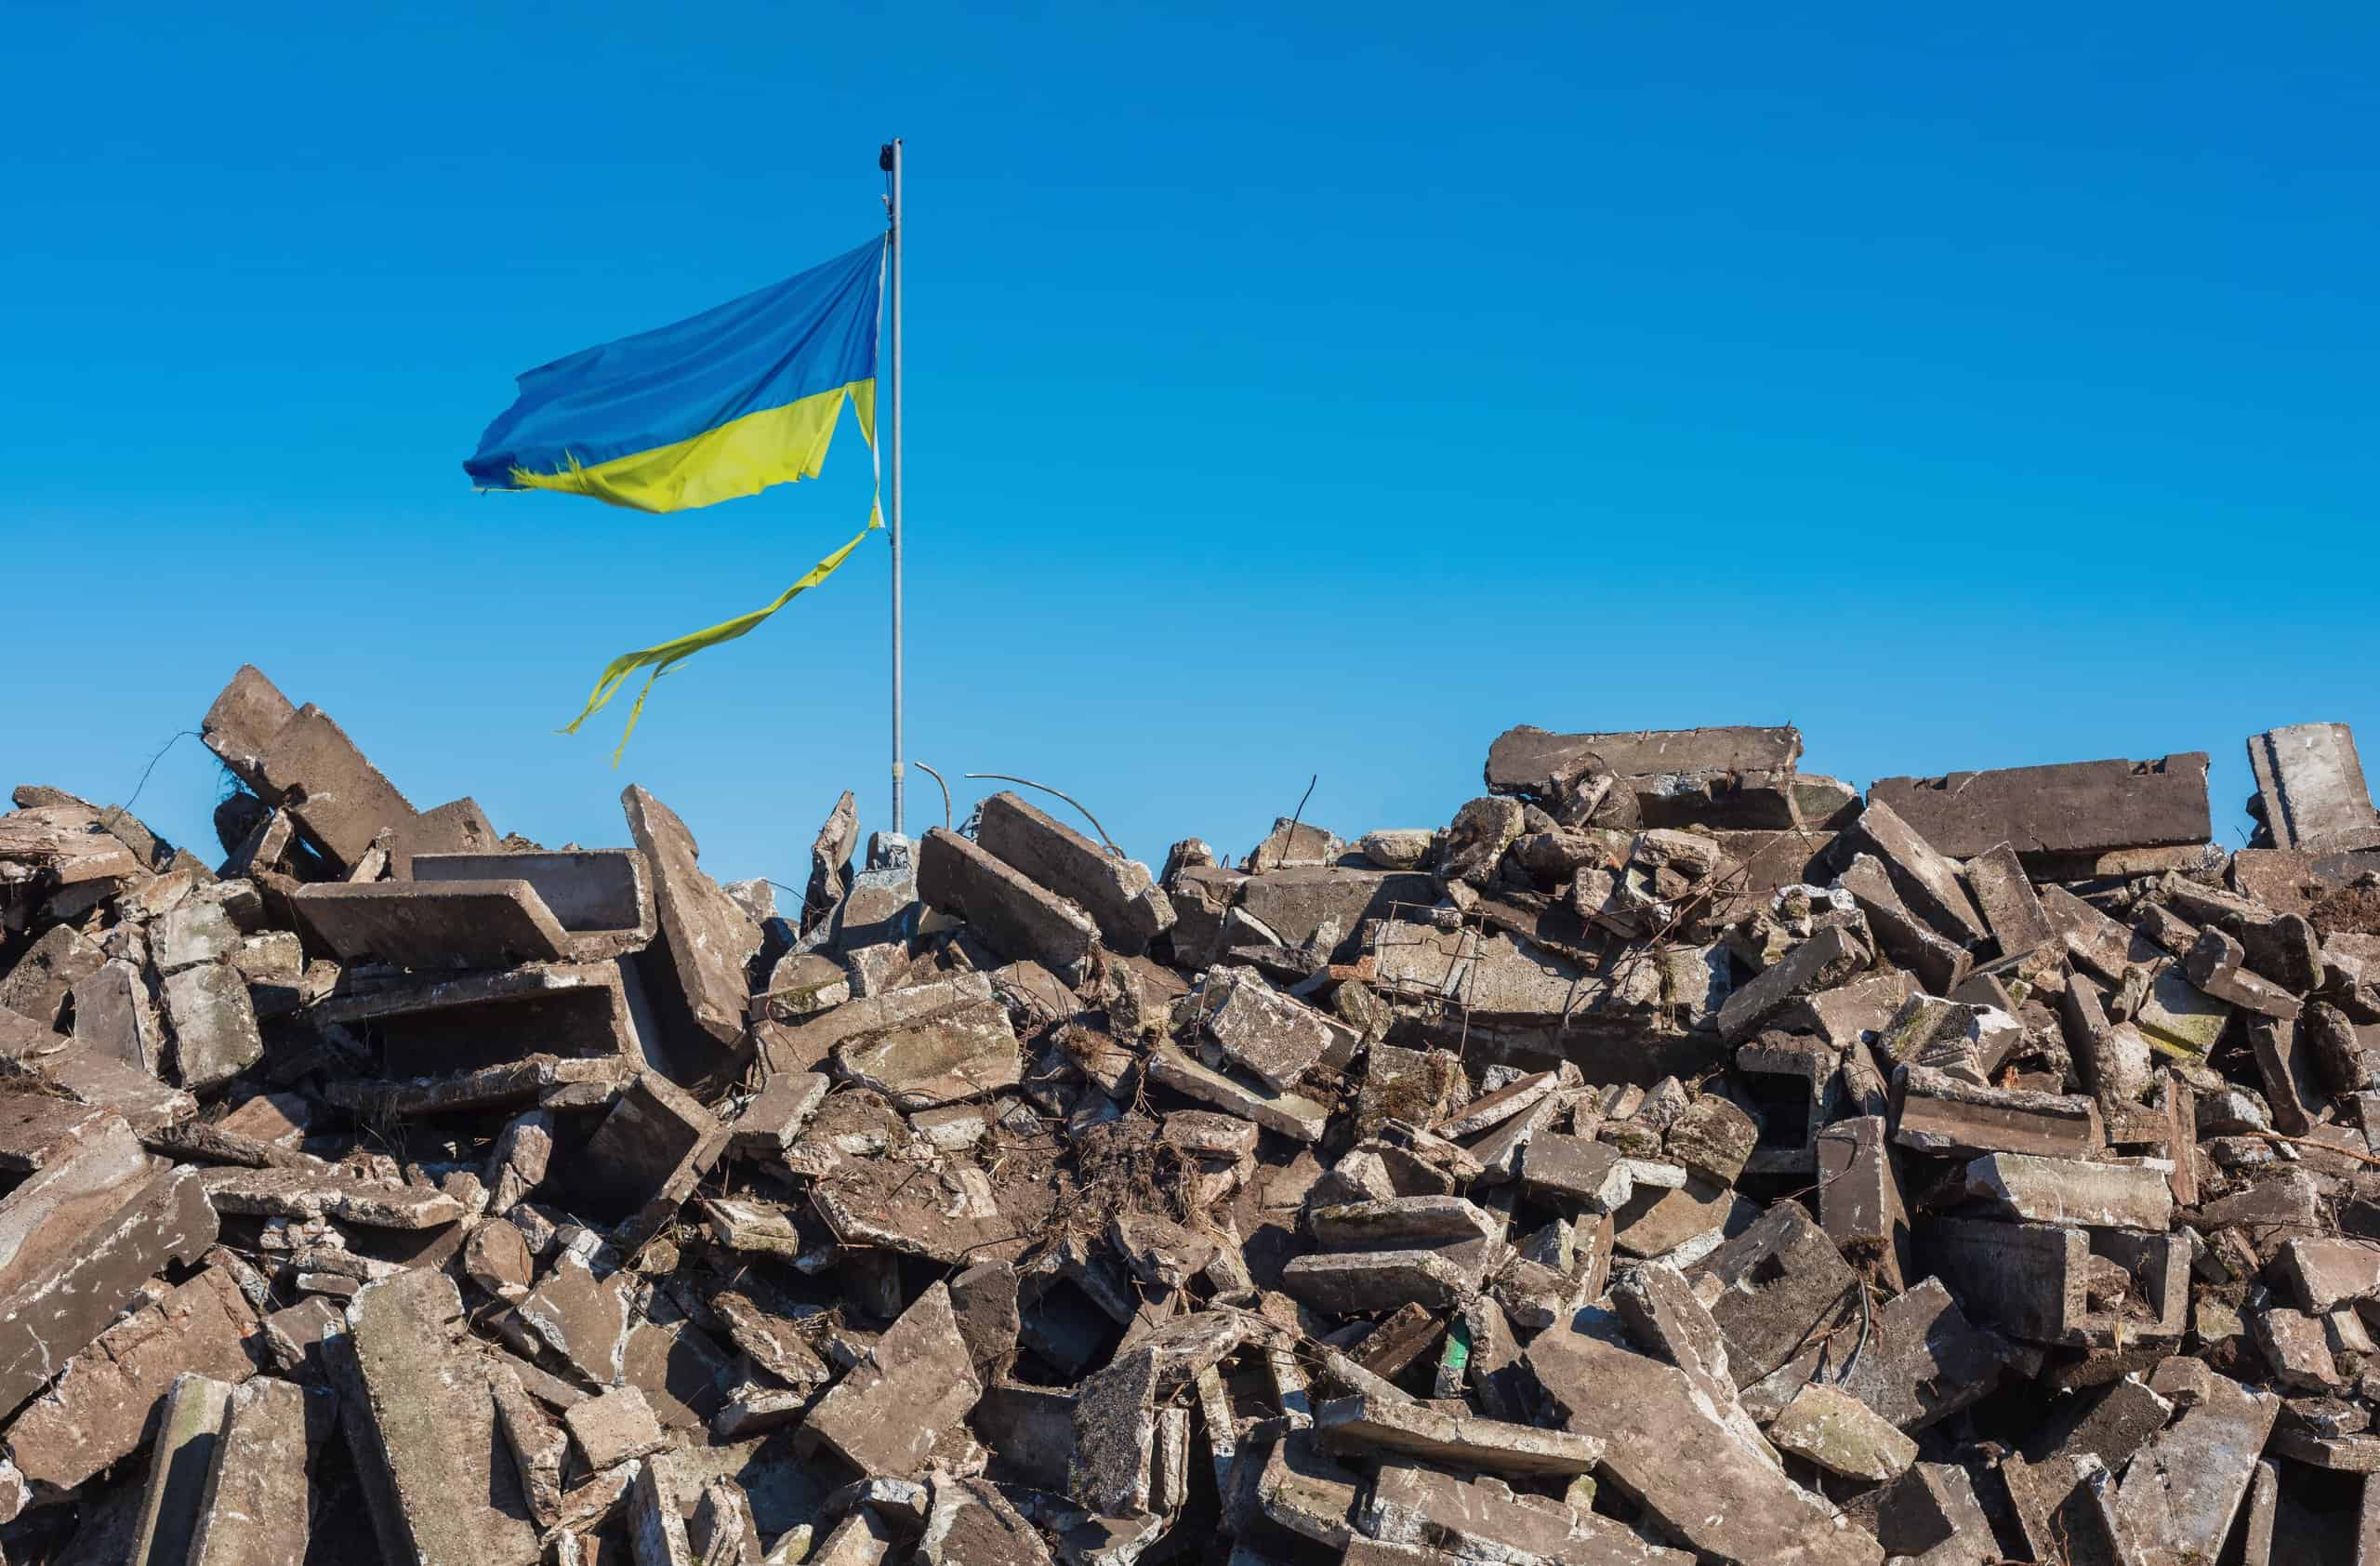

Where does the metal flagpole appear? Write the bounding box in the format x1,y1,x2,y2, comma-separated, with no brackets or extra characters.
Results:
881,139,906,839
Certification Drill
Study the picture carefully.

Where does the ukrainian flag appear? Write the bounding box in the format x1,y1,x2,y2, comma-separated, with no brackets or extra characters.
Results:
463,237,887,759
465,235,883,512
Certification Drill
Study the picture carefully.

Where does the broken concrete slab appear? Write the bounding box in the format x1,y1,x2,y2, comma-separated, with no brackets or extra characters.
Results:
1146,1042,1329,1143
2109,1367,2280,1562
1527,1325,1882,1566
575,1070,728,1250
310,960,635,1075
128,1373,235,1566
291,878,573,969
256,703,416,871
163,961,265,1091
1958,1153,2174,1231
833,995,1021,1108
1718,924,1871,1042
1817,1116,1911,1292
1923,1219,2187,1347
0,1006,192,1135
2250,723,2380,854
918,828,1100,987
201,1166,466,1228
330,1267,539,1566
7,1264,260,1494
1767,1382,1918,1482
625,784,765,1053
1833,852,1971,996
185,1374,311,1566
1844,800,1989,946
1866,753,2213,862
1963,841,2058,961
1693,1201,1860,1388
1313,1394,1602,1475
803,1282,982,1480
569,1384,672,1469
1197,968,1349,1091
1892,1066,2104,1158
975,792,1175,956
409,847,657,960
0,1143,218,1418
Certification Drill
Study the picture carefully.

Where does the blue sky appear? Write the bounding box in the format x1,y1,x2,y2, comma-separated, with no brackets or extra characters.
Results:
6,4,2375,883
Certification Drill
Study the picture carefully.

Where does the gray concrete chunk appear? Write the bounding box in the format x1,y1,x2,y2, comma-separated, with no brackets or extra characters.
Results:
291,879,572,969
624,785,764,1051
186,1375,311,1566
1527,1326,1882,1566
975,792,1174,954
128,1373,235,1566
1867,753,2212,861
918,828,1100,986
1314,1394,1602,1475
2249,723,2380,854
330,1268,540,1566
410,848,656,960
1844,800,1988,946
803,1282,982,1479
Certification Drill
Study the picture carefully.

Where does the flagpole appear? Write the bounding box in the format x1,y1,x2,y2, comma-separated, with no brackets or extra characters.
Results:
881,139,906,840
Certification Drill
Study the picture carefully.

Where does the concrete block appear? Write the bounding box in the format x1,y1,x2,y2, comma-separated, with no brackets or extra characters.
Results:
974,791,1174,955
1818,1116,1911,1292
1964,841,2058,960
1768,1382,1917,1481
0,1006,194,1135
1923,1219,2188,1347
411,848,657,961
7,1265,259,1493
1146,1042,1329,1143
918,828,1099,986
330,1267,540,1566
1315,1394,1603,1475
127,1373,236,1566
311,960,634,1075
803,1282,982,1480
1867,753,2212,861
1959,1153,2175,1231
257,704,416,871
291,878,572,969
200,665,298,795
2250,723,2380,854
1844,800,1989,946
0,1135,218,1419
624,784,764,1054
186,1375,311,1566
1527,1326,1881,1566
1835,853,1970,996
1892,1065,2103,1158
1718,924,1870,1042
163,962,264,1091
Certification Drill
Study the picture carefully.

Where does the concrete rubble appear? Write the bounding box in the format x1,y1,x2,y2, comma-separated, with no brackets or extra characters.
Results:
9,677,2380,1559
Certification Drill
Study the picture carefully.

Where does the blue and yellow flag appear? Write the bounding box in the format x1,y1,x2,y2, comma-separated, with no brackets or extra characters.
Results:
465,236,885,758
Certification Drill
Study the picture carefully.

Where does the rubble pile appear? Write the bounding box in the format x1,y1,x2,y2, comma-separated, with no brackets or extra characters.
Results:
8,674,2380,1564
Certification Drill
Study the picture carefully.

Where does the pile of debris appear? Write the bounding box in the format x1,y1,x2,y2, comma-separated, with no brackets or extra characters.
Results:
6,674,2380,1565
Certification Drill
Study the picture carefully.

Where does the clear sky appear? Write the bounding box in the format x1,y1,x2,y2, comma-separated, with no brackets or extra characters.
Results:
6,4,2375,884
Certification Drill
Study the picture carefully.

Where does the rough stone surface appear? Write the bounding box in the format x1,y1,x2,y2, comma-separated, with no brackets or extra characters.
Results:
974,791,1174,955
1527,1326,1882,1566
329,1268,540,1566
625,784,765,1050
918,828,1099,987
803,1282,982,1479
1866,753,2213,860
186,1374,311,1566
